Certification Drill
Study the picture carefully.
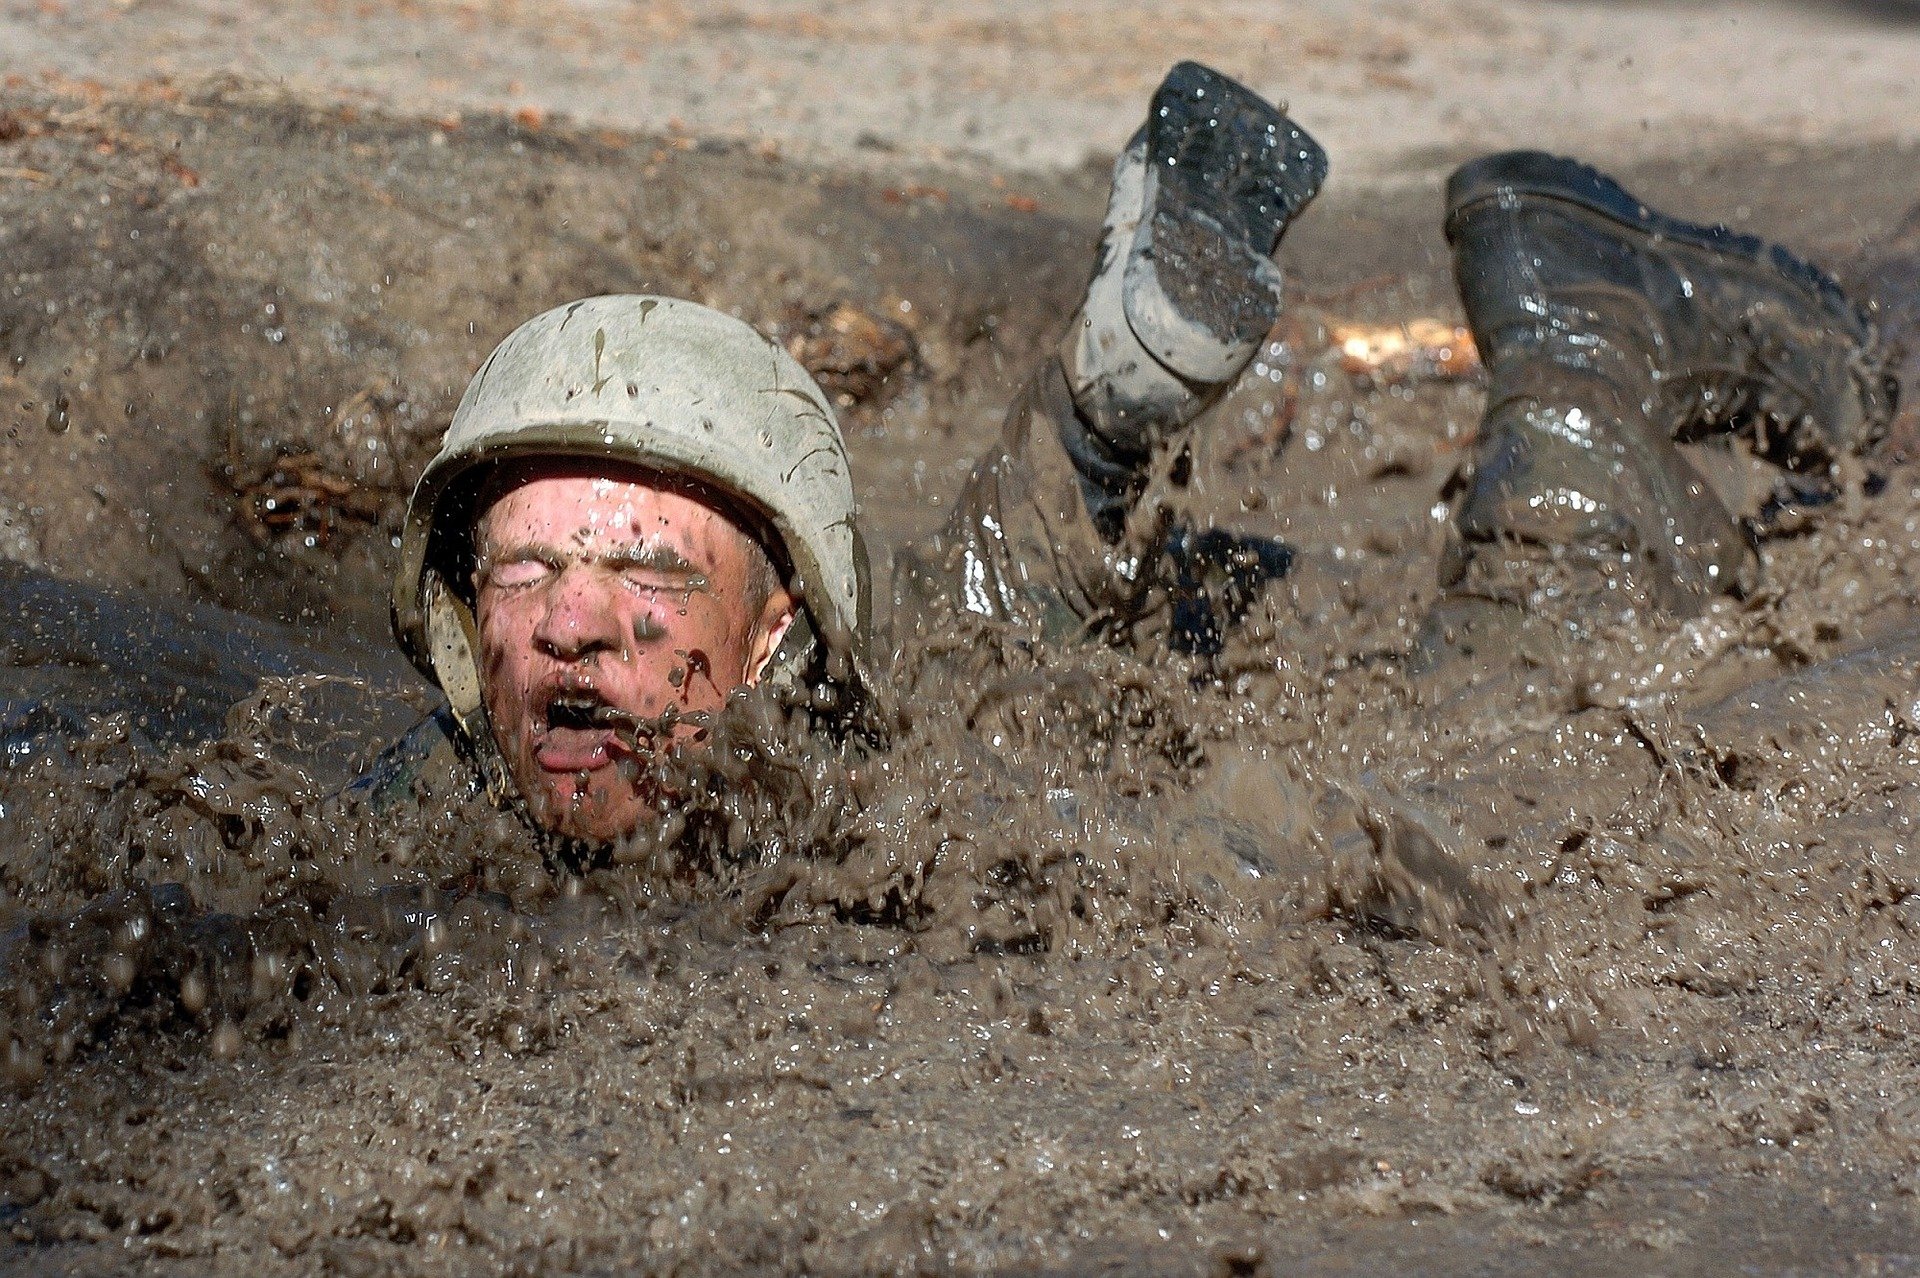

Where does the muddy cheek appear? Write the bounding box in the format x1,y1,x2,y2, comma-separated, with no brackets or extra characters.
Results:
475,615,519,701
475,626,543,782
679,647,718,706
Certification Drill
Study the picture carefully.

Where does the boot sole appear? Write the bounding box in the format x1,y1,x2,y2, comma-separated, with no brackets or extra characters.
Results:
1444,149,1872,347
1125,62,1328,379
1148,60,1329,250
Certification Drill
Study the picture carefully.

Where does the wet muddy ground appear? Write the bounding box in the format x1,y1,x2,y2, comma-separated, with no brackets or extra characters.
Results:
6,84,1920,1273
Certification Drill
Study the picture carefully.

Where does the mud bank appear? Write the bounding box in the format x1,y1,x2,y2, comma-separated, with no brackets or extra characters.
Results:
5,84,1920,1274
8,0,1920,184
0,81,1107,646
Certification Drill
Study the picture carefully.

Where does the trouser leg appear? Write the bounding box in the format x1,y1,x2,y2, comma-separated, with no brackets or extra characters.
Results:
890,62,1320,653
890,356,1149,644
890,348,1296,655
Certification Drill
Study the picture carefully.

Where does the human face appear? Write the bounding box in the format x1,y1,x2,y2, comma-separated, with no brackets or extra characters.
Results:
472,461,794,842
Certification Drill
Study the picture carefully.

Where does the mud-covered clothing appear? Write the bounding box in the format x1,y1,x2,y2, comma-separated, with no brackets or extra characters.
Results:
347,704,473,810
892,359,1136,643
890,355,1291,656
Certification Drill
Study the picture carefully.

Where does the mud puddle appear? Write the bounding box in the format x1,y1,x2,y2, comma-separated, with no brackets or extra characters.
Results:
5,84,1920,1274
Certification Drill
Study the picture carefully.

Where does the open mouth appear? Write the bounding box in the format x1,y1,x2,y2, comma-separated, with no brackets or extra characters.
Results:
533,688,636,773
545,692,626,732
534,690,691,774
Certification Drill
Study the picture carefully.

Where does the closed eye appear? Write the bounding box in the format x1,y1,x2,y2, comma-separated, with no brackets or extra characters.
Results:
480,557,557,590
605,551,706,594
615,566,707,593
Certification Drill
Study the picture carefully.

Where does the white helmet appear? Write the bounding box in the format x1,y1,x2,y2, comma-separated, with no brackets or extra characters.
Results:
391,295,870,763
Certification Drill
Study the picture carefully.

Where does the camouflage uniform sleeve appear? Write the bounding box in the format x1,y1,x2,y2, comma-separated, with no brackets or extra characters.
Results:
342,704,478,813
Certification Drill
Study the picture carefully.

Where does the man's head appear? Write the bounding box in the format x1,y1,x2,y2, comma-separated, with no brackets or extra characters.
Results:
470,457,795,839
391,295,870,842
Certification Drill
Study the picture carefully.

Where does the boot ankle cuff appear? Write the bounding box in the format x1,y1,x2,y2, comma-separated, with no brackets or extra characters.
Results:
1037,358,1147,541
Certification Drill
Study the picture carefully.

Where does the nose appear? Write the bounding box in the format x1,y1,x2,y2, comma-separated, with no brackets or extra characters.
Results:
532,565,625,661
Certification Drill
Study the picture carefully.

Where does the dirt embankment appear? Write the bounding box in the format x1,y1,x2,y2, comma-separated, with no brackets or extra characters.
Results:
0,81,1096,645
6,0,1920,184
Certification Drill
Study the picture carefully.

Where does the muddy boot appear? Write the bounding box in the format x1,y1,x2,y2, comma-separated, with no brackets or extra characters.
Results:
1058,61,1327,539
1843,202,1920,459
1416,150,1896,681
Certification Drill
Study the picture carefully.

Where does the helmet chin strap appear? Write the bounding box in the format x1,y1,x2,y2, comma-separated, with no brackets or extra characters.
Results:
422,570,514,802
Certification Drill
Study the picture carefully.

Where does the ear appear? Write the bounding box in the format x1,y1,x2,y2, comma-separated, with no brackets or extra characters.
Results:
744,585,798,685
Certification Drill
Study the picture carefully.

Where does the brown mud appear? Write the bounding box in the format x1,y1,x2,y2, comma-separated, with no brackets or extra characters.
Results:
5,83,1920,1274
